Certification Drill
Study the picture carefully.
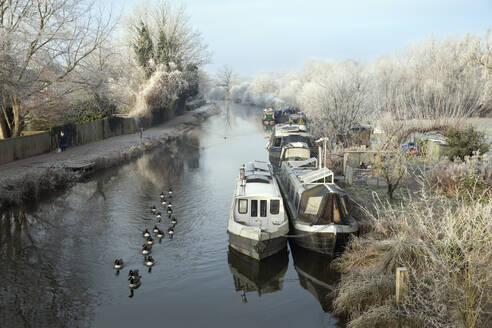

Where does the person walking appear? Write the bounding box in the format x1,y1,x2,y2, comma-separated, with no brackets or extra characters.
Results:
59,130,68,151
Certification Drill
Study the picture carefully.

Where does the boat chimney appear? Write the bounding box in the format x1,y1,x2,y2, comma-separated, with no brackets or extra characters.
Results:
240,165,246,194
318,145,323,169
240,165,245,180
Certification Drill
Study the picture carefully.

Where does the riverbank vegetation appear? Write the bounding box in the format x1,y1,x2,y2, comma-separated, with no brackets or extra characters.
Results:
207,29,492,327
333,161,491,328
0,0,210,139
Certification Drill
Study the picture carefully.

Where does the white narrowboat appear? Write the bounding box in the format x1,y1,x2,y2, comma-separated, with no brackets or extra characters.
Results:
277,158,358,255
227,161,289,260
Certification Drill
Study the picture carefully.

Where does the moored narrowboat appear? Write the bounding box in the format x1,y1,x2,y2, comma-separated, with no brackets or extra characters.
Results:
227,161,289,260
276,158,358,255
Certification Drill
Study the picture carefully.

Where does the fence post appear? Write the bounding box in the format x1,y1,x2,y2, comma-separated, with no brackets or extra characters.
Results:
396,267,409,305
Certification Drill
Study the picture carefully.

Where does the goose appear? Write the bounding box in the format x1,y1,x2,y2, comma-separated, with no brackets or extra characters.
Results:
167,208,173,215
167,202,172,208
171,217,177,225
161,199,167,206
160,192,165,199
156,229,164,238
114,259,124,270
156,211,162,219
152,225,159,233
141,244,152,255
128,271,141,289
146,236,154,245
143,229,150,238
128,269,139,279
144,256,155,267
151,206,156,214
168,187,173,195
168,227,174,236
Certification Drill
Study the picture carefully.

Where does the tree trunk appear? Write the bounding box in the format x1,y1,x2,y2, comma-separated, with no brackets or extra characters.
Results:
12,99,22,137
387,183,395,200
0,115,9,139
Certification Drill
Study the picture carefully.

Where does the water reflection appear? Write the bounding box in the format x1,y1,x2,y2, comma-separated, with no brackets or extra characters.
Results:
290,243,339,312
0,209,92,328
0,136,201,327
227,247,288,302
134,138,195,187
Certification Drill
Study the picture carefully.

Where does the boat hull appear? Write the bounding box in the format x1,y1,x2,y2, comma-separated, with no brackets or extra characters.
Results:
291,225,336,255
228,231,287,261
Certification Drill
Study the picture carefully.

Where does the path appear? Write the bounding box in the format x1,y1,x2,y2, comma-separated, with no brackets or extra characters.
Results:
0,104,219,206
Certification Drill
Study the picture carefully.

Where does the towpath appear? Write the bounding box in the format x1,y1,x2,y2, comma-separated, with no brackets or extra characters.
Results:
0,104,219,207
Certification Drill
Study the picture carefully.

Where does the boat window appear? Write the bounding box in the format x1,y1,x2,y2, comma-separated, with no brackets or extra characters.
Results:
260,200,267,217
251,200,258,217
305,196,322,215
270,200,280,214
273,137,282,147
333,196,342,223
238,199,248,214
319,195,334,224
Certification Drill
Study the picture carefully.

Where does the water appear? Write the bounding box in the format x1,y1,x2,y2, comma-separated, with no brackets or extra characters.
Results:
0,102,343,328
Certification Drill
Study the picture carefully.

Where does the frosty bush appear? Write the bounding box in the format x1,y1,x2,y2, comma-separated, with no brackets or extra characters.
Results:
333,185,492,328
446,126,490,161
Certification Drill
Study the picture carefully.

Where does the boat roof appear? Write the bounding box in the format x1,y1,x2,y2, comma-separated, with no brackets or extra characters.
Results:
235,161,282,198
283,141,309,149
283,159,336,185
273,124,309,137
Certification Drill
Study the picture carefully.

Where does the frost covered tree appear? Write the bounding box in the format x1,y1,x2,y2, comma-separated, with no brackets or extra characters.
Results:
216,65,235,100
126,0,210,72
0,0,115,138
132,21,154,78
126,0,209,120
299,60,370,145
133,64,188,121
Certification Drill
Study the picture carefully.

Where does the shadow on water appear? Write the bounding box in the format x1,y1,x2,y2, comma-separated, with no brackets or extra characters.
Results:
227,247,288,303
289,242,340,313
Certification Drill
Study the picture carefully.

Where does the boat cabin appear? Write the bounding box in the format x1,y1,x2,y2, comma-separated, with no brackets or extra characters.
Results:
279,158,352,226
233,161,285,227
268,124,312,168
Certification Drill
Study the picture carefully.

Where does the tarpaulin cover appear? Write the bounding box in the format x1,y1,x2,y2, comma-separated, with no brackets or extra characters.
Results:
298,185,349,225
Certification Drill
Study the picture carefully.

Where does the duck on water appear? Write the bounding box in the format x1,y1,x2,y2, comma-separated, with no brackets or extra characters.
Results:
227,161,289,261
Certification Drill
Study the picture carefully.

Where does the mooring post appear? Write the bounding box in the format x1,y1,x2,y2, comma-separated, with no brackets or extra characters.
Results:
396,267,409,305
396,267,409,328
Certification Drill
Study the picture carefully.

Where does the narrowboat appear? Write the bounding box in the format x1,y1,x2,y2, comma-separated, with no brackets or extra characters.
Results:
262,108,275,126
276,158,358,255
266,124,312,170
227,161,289,260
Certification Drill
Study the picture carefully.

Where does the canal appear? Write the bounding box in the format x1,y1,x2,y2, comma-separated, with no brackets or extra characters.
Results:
0,102,342,328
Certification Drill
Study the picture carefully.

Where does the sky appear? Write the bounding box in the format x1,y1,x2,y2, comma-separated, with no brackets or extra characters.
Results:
115,0,491,76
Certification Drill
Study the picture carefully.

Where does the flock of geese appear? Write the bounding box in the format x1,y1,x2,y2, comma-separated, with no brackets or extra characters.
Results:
113,187,178,296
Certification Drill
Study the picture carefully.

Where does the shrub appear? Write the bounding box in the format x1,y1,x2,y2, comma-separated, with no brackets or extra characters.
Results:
446,126,489,161
425,153,491,201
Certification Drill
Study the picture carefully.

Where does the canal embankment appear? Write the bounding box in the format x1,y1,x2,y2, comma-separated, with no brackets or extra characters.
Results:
0,104,221,209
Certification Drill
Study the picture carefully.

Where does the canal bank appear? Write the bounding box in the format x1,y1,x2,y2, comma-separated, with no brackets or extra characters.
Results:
0,104,221,209
1,102,344,328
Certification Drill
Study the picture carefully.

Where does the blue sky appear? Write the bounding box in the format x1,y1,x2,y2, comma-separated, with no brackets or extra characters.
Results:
115,0,491,76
